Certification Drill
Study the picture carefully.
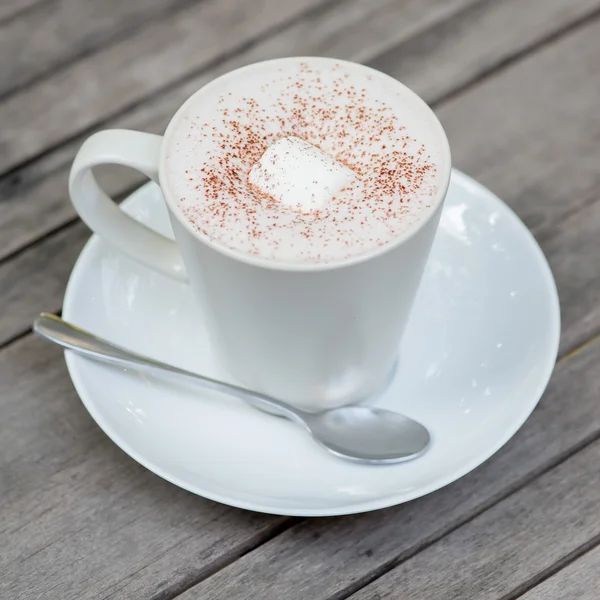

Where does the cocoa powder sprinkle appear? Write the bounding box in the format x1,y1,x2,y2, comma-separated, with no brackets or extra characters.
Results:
167,61,440,263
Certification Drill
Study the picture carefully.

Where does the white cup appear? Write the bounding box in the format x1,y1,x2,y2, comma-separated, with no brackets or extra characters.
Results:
69,57,451,412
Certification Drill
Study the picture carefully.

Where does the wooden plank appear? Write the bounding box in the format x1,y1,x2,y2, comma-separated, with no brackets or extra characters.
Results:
518,545,600,600
345,440,600,600
142,336,600,600
0,0,409,174
0,0,45,23
0,0,479,174
1,0,599,263
544,197,600,355
0,334,287,600
0,0,195,97
372,0,600,105
432,11,600,237
0,222,89,343
2,6,600,597
0,0,481,260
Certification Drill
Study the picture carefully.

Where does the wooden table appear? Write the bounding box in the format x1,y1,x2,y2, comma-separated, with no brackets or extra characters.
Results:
2,0,600,597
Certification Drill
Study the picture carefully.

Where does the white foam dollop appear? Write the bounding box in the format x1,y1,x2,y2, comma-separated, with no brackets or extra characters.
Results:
248,136,354,212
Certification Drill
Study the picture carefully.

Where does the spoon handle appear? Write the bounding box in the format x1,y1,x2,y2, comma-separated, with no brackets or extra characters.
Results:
33,313,303,422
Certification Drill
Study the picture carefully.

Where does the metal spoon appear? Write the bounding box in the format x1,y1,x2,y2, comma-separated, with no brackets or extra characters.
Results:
34,313,430,464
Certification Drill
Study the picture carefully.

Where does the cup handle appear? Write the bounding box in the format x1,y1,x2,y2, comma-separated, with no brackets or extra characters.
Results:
69,129,187,282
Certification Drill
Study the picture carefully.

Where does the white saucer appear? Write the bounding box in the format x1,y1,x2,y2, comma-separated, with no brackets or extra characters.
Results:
62,170,560,516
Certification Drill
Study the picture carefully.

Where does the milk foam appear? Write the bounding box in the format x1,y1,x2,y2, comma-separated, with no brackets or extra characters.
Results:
164,58,446,263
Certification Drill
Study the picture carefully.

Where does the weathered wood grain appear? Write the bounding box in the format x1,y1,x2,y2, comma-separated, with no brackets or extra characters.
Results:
150,336,600,600
0,0,388,174
0,0,195,98
0,0,481,174
0,335,286,600
0,222,89,344
345,440,600,600
432,12,600,237
519,544,600,600
372,0,600,104
543,196,600,355
0,0,45,23
2,0,600,598
2,0,599,264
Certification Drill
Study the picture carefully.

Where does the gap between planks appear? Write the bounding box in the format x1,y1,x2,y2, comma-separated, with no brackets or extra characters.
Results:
166,434,600,600
515,540,600,600
424,3,600,108
2,0,600,267
505,532,600,600
339,438,600,600
0,0,352,182
136,520,299,600
0,175,146,269
0,0,595,267
0,0,580,184
0,0,204,103
2,2,599,597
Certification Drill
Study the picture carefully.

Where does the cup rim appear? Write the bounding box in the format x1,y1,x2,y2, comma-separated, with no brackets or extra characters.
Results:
158,56,452,272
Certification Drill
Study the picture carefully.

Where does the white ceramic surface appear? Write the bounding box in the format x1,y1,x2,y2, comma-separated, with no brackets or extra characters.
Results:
62,170,560,516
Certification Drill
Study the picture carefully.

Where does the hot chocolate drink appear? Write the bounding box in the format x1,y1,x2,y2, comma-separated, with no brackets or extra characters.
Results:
164,58,445,263
70,56,451,410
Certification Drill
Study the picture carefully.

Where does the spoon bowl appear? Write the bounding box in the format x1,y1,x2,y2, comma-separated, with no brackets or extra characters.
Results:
304,406,430,464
